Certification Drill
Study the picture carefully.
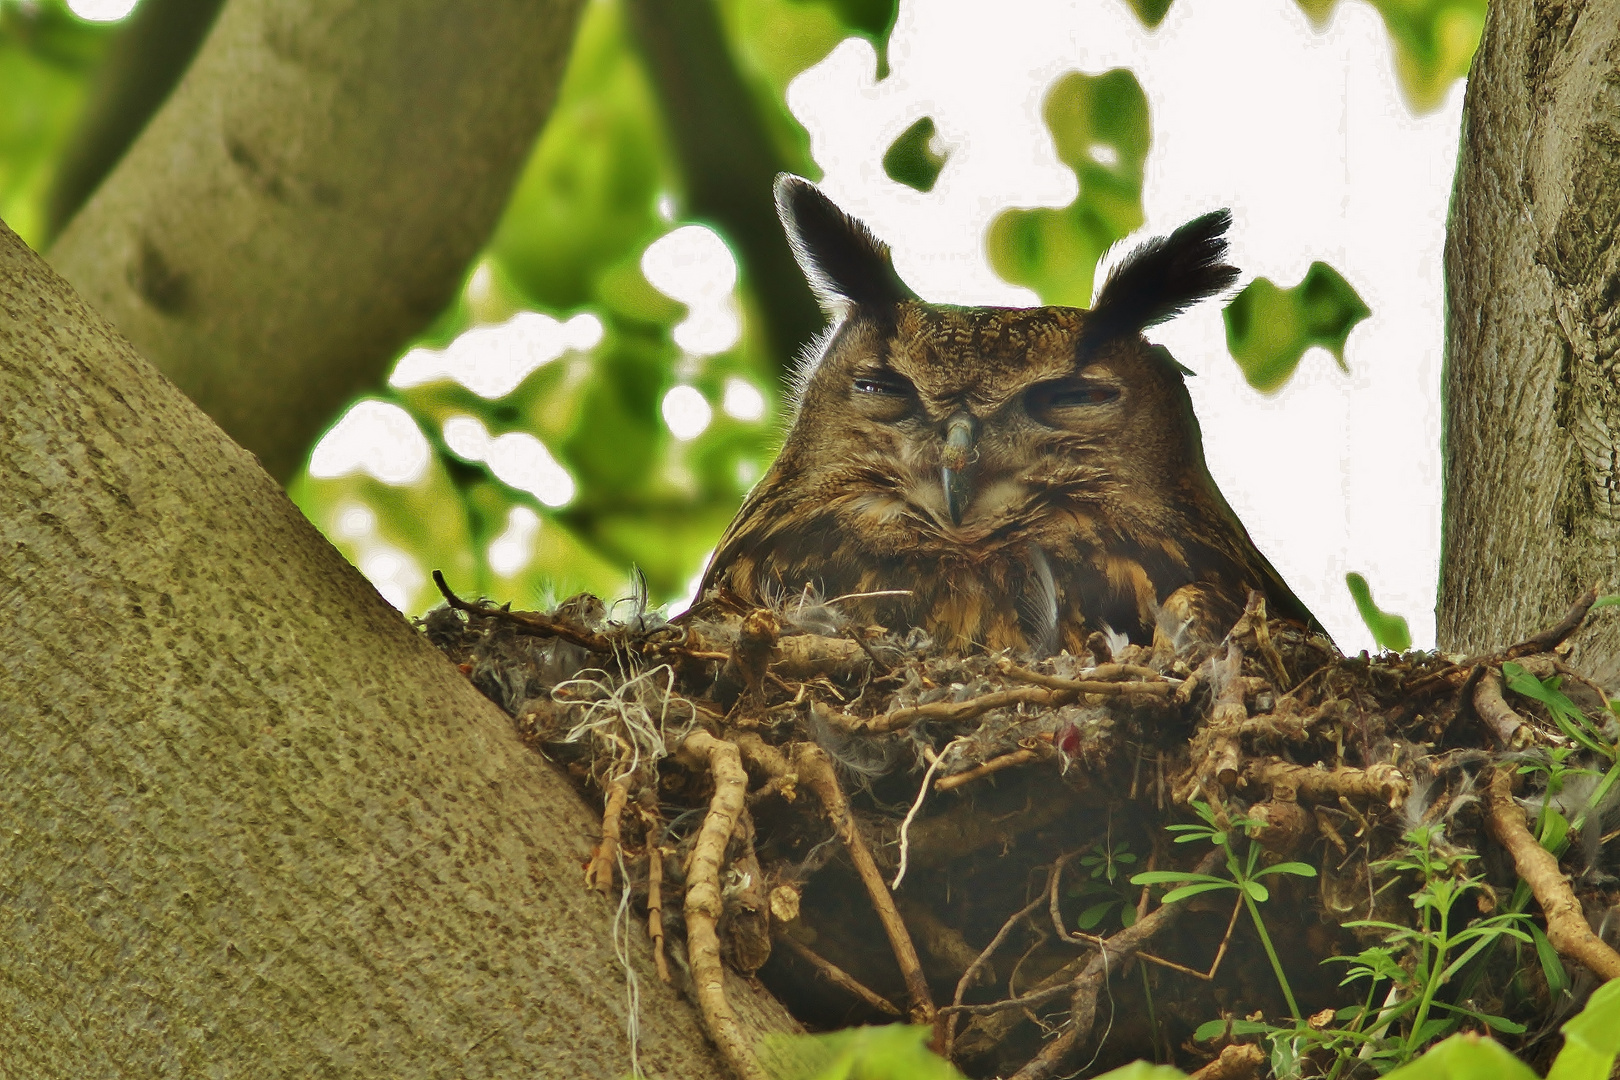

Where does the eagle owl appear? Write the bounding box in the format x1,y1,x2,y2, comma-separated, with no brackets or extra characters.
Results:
699,176,1314,655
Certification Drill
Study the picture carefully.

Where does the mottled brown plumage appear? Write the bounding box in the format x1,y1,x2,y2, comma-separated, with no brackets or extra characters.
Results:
699,177,1316,655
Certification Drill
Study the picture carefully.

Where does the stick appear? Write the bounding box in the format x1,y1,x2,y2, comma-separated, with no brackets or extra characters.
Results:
1007,849,1224,1080
1483,767,1620,980
646,838,670,983
935,748,1043,792
1506,583,1602,659
1473,669,1531,749
842,680,1169,735
794,743,936,1022
999,663,1177,693
774,932,902,1017
675,730,765,1080
1189,1043,1267,1080
588,779,630,892
940,882,1051,1058
432,569,614,652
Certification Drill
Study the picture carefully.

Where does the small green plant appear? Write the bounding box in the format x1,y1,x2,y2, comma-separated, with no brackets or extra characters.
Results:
1071,837,1141,931
1329,825,1531,1071
1131,800,1317,1020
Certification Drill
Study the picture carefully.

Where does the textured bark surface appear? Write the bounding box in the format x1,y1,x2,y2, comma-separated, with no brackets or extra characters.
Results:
1441,0,1620,683
48,0,583,482
0,221,797,1076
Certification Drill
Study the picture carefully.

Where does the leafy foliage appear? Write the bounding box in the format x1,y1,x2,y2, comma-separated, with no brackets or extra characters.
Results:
0,0,111,247
1346,571,1412,652
883,116,947,193
986,68,1150,308
1223,262,1370,393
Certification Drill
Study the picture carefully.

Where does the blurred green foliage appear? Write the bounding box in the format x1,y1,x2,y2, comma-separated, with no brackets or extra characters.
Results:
1223,261,1370,393
986,68,1150,308
1346,571,1412,653
0,0,110,247
883,116,946,193
0,0,1486,620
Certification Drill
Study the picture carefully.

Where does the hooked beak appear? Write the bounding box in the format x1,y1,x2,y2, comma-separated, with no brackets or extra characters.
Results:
941,413,976,526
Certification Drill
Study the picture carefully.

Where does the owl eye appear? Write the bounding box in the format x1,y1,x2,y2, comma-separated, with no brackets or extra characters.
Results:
852,371,915,397
1028,378,1121,414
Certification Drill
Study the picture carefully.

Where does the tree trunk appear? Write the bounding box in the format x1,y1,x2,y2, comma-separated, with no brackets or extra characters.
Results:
0,220,794,1076
1440,0,1620,683
47,0,584,484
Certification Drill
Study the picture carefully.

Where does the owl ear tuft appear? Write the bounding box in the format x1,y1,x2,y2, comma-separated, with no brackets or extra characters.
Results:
1087,210,1239,338
775,174,916,317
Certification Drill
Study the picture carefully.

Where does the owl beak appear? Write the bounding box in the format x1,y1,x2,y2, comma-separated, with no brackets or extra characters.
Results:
942,414,976,526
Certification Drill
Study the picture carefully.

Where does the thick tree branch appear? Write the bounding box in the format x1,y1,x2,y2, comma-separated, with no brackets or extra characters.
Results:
0,218,784,1077
49,0,586,482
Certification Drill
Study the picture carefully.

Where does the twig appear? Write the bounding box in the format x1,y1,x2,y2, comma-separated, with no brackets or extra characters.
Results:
1189,1043,1267,1080
646,838,670,982
1483,767,1620,980
774,932,901,1016
588,779,631,892
935,748,1044,792
432,569,614,652
940,880,1052,1057
1507,583,1602,659
674,730,765,1080
794,743,936,1023
1008,849,1225,1080
843,680,1168,735
1249,595,1292,691
1473,669,1532,749
1243,757,1409,810
1000,663,1178,693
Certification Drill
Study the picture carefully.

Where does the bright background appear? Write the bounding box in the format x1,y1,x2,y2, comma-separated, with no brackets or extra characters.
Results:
3,0,1484,654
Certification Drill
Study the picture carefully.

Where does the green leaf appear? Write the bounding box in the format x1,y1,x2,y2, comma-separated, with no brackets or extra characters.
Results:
1092,1061,1191,1080
758,1024,965,1080
1529,923,1571,1000
1546,977,1620,1080
1591,595,1620,610
1076,900,1116,930
1120,0,1176,27
1160,881,1237,905
1502,662,1613,758
882,116,947,193
1241,879,1270,902
987,68,1149,307
1223,261,1370,393
1255,861,1318,879
1345,572,1413,653
1381,1033,1538,1080
1130,871,1226,887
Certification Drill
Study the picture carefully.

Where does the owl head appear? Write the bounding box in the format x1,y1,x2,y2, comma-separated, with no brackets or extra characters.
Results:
770,175,1237,547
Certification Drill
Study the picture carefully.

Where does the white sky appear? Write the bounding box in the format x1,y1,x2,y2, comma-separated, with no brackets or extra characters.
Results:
308,0,1462,651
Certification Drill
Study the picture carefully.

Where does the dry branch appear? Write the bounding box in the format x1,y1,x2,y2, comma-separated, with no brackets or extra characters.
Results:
774,932,901,1017
588,779,630,892
1483,768,1620,980
675,730,765,1080
1473,670,1533,749
794,743,936,1023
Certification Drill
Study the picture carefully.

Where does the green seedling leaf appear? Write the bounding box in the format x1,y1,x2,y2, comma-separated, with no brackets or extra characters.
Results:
1092,1061,1190,1080
1242,879,1270,902
883,116,947,193
1076,900,1116,930
1591,594,1620,610
1223,261,1369,393
1381,1032,1538,1080
1346,572,1412,653
758,1024,965,1080
1502,662,1614,758
1547,976,1620,1080
988,68,1149,307
1255,861,1318,879
1529,923,1571,999
1161,881,1236,905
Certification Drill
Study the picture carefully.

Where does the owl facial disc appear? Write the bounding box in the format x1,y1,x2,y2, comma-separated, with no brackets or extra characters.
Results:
941,413,977,526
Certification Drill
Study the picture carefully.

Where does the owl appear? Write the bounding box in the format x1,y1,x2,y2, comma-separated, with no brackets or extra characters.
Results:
698,176,1315,656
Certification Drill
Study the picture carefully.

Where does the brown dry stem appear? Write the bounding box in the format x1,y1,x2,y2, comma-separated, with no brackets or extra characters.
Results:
675,730,764,1080
1483,767,1620,980
588,779,630,892
774,932,901,1017
1473,670,1533,749
794,743,936,1022
935,748,1045,792
940,885,1051,1057
1243,757,1409,809
433,570,614,653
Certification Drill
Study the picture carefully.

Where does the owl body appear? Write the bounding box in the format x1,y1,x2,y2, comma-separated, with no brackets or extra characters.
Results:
700,179,1315,655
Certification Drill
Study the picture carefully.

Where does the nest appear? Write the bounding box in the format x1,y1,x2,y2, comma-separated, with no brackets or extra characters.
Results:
422,575,1620,1080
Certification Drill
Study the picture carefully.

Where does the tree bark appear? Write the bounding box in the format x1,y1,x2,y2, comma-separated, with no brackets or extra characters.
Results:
48,0,584,483
1,220,793,1075
1440,0,1620,683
